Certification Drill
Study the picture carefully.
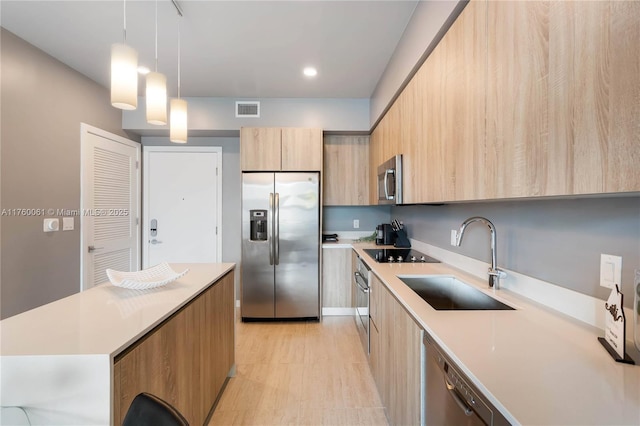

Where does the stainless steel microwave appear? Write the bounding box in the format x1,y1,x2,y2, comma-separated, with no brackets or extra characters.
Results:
377,155,403,205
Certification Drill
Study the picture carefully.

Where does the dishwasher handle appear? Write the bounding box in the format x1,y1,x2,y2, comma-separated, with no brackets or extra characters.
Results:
444,374,474,417
354,272,369,293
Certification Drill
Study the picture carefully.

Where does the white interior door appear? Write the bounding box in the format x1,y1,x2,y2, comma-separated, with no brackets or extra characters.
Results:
81,124,140,290
143,147,222,268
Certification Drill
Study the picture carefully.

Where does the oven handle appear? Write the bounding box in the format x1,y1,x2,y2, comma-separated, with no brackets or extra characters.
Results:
444,373,474,417
354,272,369,293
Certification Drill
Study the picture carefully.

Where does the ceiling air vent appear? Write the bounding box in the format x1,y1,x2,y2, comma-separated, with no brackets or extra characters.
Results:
236,101,260,118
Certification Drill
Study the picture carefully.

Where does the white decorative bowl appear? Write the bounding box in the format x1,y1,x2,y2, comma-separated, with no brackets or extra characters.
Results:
106,263,189,290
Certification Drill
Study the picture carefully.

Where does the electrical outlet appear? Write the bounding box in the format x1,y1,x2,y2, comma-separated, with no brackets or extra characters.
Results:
600,254,622,289
450,230,458,246
353,219,360,229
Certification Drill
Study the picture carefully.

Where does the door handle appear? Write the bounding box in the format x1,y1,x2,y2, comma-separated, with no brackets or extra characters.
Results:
150,239,163,245
269,193,274,266
274,192,280,266
88,245,104,253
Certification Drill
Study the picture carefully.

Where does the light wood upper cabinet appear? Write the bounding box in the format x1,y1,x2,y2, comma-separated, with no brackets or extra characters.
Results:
486,1,550,199
240,127,323,171
374,0,639,202
240,127,281,171
448,0,487,201
606,1,640,193
398,78,420,204
487,0,640,198
372,0,486,205
323,135,369,205
369,124,382,204
548,0,640,195
281,127,323,171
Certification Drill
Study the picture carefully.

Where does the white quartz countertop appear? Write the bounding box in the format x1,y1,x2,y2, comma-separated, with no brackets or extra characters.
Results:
352,243,640,426
0,263,235,358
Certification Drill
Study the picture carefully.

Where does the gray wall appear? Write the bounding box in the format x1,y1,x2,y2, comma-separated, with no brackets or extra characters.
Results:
323,206,391,235
141,137,242,295
124,97,371,134
391,196,640,308
369,0,461,125
0,28,135,319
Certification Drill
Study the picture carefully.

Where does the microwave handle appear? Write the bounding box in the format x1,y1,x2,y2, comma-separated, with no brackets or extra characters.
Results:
384,169,395,200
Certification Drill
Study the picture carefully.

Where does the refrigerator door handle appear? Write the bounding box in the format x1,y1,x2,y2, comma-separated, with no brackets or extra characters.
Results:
274,192,280,265
269,192,274,265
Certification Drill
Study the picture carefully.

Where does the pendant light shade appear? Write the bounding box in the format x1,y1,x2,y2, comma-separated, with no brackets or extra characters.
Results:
110,43,138,110
170,98,188,143
146,72,167,125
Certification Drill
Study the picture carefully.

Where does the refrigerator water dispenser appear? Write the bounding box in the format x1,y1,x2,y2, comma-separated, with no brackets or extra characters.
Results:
249,210,268,241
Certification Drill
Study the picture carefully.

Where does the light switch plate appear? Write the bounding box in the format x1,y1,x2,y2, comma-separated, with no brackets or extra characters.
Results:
63,217,74,231
600,254,622,289
353,219,360,229
450,230,457,246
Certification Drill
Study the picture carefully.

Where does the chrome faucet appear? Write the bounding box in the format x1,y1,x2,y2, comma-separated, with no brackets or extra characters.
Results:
455,216,506,289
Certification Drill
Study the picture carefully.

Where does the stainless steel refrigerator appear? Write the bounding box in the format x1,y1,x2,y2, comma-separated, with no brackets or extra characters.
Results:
241,172,320,320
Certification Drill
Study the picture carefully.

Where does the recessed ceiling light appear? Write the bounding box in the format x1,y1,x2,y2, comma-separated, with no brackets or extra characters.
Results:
303,67,318,77
137,66,151,75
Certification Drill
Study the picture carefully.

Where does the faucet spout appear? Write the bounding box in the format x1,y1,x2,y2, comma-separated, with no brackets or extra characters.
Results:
455,216,505,288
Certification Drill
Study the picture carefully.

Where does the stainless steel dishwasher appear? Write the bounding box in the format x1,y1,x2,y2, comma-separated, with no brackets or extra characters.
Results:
424,333,511,426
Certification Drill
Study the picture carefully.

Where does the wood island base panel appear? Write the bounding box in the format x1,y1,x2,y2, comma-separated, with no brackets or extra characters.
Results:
0,263,236,426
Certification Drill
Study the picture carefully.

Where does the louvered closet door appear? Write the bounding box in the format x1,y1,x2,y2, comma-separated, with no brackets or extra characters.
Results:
82,127,140,289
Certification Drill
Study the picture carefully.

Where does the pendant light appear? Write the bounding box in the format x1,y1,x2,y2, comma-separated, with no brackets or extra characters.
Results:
146,0,167,125
170,17,187,143
111,0,138,110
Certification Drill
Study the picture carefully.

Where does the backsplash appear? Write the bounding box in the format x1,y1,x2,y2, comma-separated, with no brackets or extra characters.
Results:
323,206,391,234
391,196,640,309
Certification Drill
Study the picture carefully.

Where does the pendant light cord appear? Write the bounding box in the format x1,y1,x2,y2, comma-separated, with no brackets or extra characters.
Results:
154,0,158,71
177,21,181,99
123,0,127,43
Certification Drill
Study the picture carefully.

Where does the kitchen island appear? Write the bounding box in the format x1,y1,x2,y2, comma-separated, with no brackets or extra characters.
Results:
352,243,640,425
0,263,235,425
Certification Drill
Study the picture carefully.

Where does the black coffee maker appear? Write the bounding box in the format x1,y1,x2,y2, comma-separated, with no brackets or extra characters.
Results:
375,224,396,245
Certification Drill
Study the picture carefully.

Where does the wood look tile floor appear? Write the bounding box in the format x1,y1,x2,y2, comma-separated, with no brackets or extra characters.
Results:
208,315,388,426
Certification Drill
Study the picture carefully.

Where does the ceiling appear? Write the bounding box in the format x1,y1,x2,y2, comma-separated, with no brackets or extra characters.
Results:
1,0,419,99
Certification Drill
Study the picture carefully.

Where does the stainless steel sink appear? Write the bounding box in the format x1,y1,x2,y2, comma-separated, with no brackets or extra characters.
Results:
398,275,515,311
